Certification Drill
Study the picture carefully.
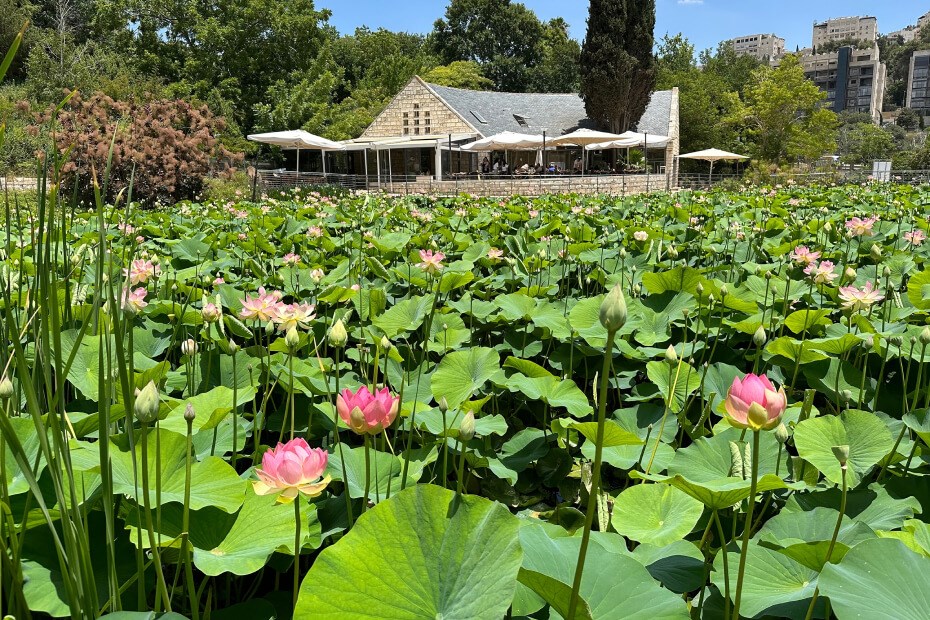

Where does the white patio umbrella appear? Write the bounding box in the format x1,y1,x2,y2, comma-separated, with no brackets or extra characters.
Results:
678,148,748,182
459,131,546,151
247,130,344,175
548,128,627,174
585,131,671,149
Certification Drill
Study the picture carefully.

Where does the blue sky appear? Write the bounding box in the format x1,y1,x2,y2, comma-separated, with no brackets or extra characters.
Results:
318,1,923,54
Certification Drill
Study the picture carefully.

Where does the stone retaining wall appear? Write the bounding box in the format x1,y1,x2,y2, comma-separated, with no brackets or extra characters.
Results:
374,174,672,196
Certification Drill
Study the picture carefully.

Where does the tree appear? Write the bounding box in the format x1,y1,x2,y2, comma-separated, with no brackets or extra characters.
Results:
837,123,895,164
699,42,762,95
897,108,922,131
579,0,656,133
727,54,837,164
422,61,492,89
430,0,545,92
530,18,581,93
657,33,694,74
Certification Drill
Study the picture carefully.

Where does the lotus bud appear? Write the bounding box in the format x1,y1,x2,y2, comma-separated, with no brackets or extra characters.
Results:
380,336,393,352
831,444,850,467
181,338,197,356
696,283,704,296
719,284,728,298
665,345,678,364
841,389,852,404
0,375,13,400
863,335,874,349
184,402,196,423
228,338,239,353
285,327,300,349
264,320,275,336
439,397,449,414
921,327,930,346
870,244,882,261
708,294,715,305
633,283,642,296
753,325,767,347
765,271,773,280
668,246,679,259
598,285,628,332
823,221,833,232
134,380,160,425
459,411,476,441
882,265,892,278
844,267,857,282
889,335,904,347
774,423,789,444
328,320,348,348
619,248,627,259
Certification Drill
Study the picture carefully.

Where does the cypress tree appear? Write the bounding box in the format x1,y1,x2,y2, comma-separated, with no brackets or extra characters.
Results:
580,0,657,132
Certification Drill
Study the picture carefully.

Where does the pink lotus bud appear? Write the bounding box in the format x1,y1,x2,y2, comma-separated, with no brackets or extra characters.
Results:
336,386,400,435
724,373,786,431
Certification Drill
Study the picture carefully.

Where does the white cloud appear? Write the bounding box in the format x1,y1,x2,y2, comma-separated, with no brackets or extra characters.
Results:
677,0,704,4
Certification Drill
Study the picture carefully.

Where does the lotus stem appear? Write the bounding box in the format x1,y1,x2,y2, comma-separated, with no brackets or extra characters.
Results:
804,465,847,620
732,429,760,620
139,422,171,612
567,327,617,619
293,497,301,609
183,415,199,620
362,434,371,516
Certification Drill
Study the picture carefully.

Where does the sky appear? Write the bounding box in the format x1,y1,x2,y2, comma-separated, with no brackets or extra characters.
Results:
317,0,924,54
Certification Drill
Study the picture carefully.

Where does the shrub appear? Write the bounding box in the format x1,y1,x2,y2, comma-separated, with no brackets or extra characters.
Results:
33,92,242,205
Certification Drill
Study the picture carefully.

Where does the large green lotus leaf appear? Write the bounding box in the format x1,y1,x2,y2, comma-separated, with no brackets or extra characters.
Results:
783,309,832,334
327,444,433,502
517,569,593,620
701,362,742,413
712,542,819,619
906,268,930,310
572,420,644,448
783,483,921,531
505,373,593,416
568,295,610,348
793,409,893,487
412,407,508,437
641,266,704,295
765,336,830,365
645,360,701,413
193,487,322,576
99,613,190,619
819,538,930,620
3,416,44,495
372,294,432,338
518,524,689,619
634,472,802,511
71,428,246,512
161,385,256,435
757,507,875,571
430,346,501,408
903,408,930,445
611,484,703,546
878,518,930,557
630,540,705,594
495,292,536,320
801,359,874,405
295,484,522,619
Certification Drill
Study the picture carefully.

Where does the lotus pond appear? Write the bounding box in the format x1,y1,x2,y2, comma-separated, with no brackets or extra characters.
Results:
4,182,930,620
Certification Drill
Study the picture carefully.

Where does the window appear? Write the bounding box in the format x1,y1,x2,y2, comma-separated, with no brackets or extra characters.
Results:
425,127,431,135
914,89,928,98
914,79,928,89
414,128,420,135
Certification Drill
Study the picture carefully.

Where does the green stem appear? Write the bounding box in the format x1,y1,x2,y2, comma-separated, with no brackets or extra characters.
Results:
714,509,731,620
804,466,847,620
140,423,172,612
362,435,371,515
293,497,301,609
732,429,760,620
183,417,199,620
567,328,617,619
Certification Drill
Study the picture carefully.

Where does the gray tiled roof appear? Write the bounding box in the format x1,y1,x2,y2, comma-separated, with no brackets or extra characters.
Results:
425,82,673,138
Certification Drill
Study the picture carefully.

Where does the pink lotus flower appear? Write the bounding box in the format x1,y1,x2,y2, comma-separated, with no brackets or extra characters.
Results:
202,302,222,323
724,373,786,431
310,268,325,283
117,222,135,236
336,386,400,435
253,438,330,503
120,288,147,315
273,302,316,331
239,287,284,322
487,248,503,261
529,209,539,218
213,277,225,286
791,246,821,266
905,230,926,246
282,253,301,266
804,261,838,284
306,225,323,238
417,250,445,274
838,281,884,312
633,231,649,242
123,259,161,285
845,216,877,237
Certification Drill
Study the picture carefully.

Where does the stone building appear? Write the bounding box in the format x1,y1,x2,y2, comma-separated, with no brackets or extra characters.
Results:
728,34,785,62
812,16,877,50
338,76,680,189
906,50,930,122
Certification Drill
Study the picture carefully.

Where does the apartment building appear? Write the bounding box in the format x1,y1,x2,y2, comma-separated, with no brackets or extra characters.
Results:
888,26,919,43
812,16,878,50
728,34,786,61
799,45,886,123
906,50,930,120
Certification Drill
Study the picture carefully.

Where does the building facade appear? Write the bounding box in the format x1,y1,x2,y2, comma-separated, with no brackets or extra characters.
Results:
798,45,886,123
812,16,877,50
906,50,930,119
729,34,785,61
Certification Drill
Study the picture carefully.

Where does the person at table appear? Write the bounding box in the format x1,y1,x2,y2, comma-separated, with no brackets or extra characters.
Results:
481,156,490,174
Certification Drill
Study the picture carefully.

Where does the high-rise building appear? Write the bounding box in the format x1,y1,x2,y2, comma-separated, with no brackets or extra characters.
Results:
888,26,919,43
797,45,886,124
812,16,878,50
906,50,930,119
728,34,786,61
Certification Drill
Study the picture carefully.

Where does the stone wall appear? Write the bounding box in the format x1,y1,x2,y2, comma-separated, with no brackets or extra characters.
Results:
372,174,673,197
665,87,680,187
362,77,476,139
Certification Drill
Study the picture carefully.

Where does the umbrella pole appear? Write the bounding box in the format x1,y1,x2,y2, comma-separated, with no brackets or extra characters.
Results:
709,160,714,186
363,148,369,191
296,147,301,186
376,148,381,189
322,150,327,180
